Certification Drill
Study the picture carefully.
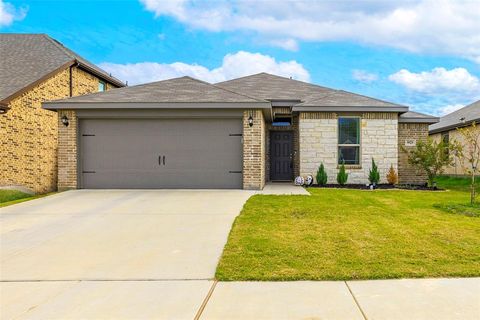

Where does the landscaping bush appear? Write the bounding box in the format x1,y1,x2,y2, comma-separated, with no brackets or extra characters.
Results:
386,164,398,185
368,158,380,185
337,162,348,185
316,163,328,186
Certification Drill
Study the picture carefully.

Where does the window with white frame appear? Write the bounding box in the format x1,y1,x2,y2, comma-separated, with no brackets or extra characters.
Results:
338,117,360,165
98,80,106,92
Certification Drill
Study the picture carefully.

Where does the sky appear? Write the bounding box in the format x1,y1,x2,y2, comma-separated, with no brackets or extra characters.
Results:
1,0,480,116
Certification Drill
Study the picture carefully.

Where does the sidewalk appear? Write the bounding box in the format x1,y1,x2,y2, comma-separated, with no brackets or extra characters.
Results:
198,278,480,320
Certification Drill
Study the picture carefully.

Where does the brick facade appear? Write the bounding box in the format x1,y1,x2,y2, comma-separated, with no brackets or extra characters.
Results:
299,112,398,184
57,110,78,191
398,123,429,184
243,109,266,189
0,66,118,193
430,125,480,176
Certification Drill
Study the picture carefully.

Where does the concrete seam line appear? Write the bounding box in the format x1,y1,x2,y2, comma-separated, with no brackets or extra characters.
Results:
194,280,218,320
345,281,368,320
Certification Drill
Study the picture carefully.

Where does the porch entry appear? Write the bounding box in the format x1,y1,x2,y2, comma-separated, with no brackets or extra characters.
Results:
270,131,294,181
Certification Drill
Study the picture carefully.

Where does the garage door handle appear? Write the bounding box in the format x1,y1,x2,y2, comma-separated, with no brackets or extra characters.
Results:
163,156,165,166
158,155,161,166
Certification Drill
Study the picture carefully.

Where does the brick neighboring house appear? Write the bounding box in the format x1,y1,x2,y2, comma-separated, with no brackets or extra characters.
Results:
43,73,439,190
0,34,124,193
429,100,480,175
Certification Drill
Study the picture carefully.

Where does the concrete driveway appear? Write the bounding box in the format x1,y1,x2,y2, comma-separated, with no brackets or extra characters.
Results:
1,189,253,319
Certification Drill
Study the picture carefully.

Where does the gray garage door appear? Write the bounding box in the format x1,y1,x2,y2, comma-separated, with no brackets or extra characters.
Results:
79,118,243,189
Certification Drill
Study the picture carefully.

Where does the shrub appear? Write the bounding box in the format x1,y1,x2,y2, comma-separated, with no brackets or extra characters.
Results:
402,138,459,187
316,163,328,186
337,162,348,185
368,158,380,185
386,165,398,185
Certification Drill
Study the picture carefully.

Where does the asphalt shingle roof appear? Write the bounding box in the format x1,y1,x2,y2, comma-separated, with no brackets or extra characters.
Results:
0,33,124,104
46,76,267,104
429,100,480,133
216,73,404,108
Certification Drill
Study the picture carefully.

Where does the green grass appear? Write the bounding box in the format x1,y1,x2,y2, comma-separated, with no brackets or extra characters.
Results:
0,190,53,208
216,176,480,281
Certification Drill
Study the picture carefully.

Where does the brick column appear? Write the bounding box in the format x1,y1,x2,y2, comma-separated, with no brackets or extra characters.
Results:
57,110,78,190
398,123,428,184
243,109,265,190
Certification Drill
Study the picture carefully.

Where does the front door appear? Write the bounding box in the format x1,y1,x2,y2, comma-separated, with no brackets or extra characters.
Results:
270,131,293,181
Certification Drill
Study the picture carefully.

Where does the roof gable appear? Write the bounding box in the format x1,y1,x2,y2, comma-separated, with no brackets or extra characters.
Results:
0,34,124,105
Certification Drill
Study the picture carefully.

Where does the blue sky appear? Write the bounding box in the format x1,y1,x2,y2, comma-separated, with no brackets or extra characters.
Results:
2,0,480,115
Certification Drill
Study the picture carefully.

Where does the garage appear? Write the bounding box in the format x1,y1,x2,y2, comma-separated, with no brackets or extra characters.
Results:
79,118,243,189
44,76,270,190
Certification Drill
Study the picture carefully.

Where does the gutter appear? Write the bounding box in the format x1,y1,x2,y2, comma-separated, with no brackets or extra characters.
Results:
0,101,9,114
429,118,480,134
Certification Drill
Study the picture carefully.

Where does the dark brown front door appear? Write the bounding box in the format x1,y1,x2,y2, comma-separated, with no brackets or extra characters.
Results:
270,131,293,181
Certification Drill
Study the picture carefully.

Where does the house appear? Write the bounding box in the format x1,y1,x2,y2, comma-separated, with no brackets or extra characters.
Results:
0,34,124,193
42,73,438,190
429,100,480,175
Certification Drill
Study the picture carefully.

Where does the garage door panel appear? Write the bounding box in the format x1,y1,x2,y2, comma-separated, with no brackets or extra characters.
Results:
80,118,243,189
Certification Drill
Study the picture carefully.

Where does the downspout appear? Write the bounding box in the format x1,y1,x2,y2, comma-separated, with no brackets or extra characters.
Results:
69,61,80,97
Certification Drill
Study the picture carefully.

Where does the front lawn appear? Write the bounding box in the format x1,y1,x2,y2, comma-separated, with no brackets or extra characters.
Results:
0,190,51,208
216,177,480,280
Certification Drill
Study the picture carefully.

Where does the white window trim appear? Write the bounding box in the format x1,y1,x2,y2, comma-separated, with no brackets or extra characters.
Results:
337,116,362,165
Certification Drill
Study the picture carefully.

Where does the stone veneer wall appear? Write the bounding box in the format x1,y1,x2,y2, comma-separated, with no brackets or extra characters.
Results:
265,115,299,181
299,112,398,184
398,123,429,184
243,109,266,189
0,66,119,193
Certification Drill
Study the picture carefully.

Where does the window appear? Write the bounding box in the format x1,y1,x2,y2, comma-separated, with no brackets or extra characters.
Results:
98,80,106,92
338,117,360,165
272,116,292,127
442,132,450,157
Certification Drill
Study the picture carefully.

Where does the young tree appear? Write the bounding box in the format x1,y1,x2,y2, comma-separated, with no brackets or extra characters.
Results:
402,138,458,188
316,163,328,186
337,162,348,185
368,158,380,185
455,122,480,204
386,165,398,185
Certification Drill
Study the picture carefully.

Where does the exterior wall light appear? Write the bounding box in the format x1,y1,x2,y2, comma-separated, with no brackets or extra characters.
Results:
248,115,254,127
61,115,69,127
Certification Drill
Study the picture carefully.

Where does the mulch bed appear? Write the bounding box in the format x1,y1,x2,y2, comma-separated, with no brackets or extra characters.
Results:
308,184,443,191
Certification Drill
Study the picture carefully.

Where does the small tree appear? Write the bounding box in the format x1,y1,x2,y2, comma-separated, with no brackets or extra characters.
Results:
337,162,348,185
402,138,458,188
316,163,328,186
386,165,398,185
455,122,480,204
368,158,380,185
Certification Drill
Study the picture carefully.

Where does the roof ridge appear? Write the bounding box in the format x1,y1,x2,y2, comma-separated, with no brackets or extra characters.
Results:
41,34,77,61
182,76,268,102
216,72,334,92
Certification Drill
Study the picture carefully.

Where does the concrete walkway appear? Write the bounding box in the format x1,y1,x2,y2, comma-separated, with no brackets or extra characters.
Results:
1,191,479,319
257,182,310,195
199,278,480,320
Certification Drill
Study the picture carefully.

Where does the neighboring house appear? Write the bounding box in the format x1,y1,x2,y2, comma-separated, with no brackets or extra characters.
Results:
0,34,124,193
43,73,438,190
429,100,480,175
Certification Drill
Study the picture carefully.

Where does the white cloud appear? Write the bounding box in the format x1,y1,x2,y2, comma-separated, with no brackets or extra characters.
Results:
388,67,480,95
439,104,464,116
352,69,378,83
267,38,299,51
0,0,27,27
100,51,310,85
139,0,480,62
